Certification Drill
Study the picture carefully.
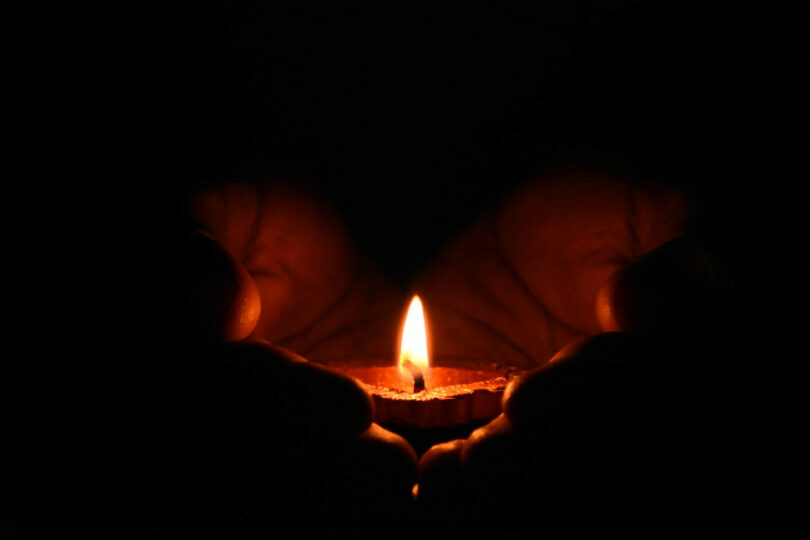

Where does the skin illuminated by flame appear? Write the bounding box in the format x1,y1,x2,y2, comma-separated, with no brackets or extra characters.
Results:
398,296,429,379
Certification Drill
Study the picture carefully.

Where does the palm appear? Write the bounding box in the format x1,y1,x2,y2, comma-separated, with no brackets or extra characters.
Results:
193,182,407,363
415,171,692,368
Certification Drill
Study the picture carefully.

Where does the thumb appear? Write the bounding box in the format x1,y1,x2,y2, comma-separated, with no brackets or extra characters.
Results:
596,233,734,337
169,230,261,343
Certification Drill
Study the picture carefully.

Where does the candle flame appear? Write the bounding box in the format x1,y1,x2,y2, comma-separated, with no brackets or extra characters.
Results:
398,295,429,383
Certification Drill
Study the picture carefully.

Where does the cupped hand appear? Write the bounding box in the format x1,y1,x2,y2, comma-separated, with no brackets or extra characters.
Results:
153,187,423,537
412,171,737,537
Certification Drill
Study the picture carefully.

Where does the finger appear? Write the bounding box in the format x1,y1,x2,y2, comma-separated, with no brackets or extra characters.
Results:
192,182,362,345
417,439,465,502
502,332,655,428
354,423,419,490
459,413,518,470
168,230,261,342
415,439,466,533
291,423,417,535
192,340,375,435
496,170,695,336
417,418,524,537
596,233,734,336
457,415,534,536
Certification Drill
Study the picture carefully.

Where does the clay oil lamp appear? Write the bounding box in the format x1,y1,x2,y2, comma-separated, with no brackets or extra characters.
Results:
337,296,522,450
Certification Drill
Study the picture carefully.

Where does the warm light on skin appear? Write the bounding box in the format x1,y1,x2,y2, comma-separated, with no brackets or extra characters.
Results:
398,295,430,380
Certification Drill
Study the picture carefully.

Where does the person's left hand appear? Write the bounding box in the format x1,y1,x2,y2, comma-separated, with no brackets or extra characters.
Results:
142,186,424,537
190,181,408,363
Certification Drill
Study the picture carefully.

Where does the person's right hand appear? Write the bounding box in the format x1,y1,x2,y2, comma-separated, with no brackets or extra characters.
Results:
411,170,736,537
413,169,725,370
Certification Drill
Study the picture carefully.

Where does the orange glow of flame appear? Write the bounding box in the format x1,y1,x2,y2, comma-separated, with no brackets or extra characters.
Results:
398,295,430,382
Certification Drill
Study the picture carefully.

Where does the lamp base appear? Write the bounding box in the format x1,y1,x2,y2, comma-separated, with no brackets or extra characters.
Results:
335,361,522,429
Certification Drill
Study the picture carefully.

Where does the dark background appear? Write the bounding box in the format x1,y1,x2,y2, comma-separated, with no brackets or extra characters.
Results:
131,2,807,531
12,1,808,537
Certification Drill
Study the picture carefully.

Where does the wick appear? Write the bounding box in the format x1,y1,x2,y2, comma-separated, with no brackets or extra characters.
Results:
401,358,425,393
